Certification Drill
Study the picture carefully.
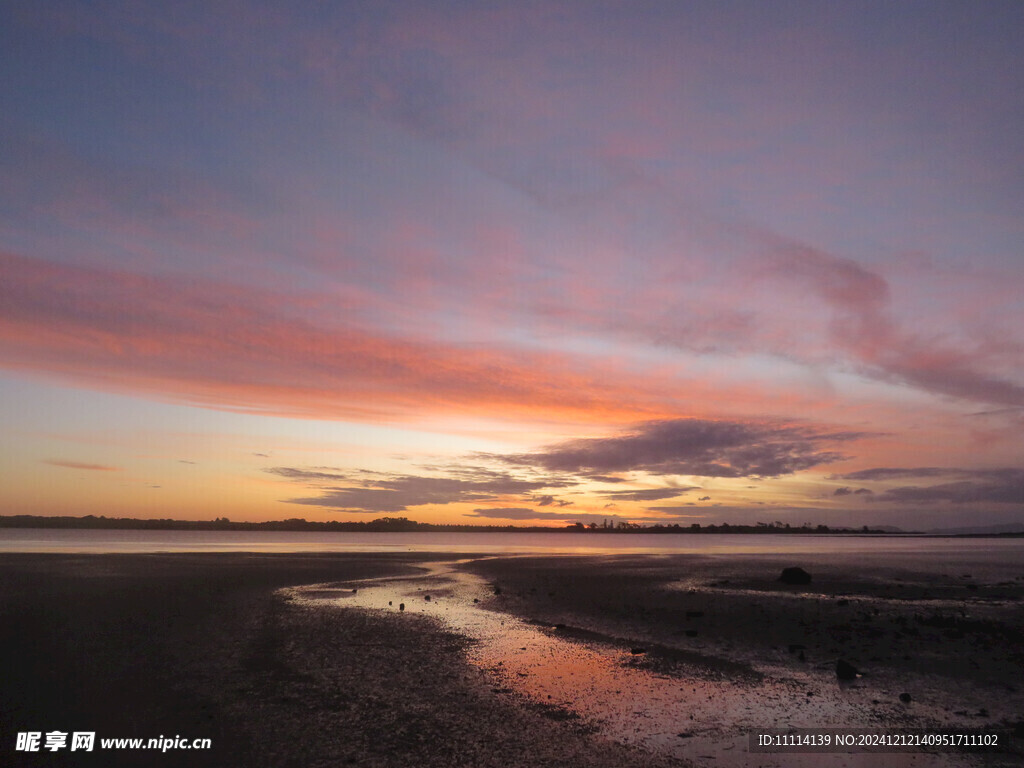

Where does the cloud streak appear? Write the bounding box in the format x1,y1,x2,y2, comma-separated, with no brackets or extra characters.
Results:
599,487,700,502
273,466,561,513
42,459,118,471
0,253,687,425
871,468,1024,505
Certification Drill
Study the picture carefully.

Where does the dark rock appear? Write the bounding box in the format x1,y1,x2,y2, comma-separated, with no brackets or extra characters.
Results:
630,647,647,655
899,692,912,703
493,585,502,595
424,594,431,601
352,588,357,594
388,601,392,606
780,567,812,585
399,603,405,611
836,659,859,680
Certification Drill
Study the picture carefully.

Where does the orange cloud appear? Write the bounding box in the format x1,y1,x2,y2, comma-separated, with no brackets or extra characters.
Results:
42,459,118,471
0,252,700,426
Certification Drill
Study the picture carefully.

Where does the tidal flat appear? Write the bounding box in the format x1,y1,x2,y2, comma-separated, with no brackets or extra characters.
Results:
1,550,1022,767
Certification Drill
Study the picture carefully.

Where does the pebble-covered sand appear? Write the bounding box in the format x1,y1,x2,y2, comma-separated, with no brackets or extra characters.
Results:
0,553,684,767
2,550,1022,767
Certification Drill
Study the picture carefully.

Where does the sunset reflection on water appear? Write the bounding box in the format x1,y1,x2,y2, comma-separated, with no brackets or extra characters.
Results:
288,558,954,767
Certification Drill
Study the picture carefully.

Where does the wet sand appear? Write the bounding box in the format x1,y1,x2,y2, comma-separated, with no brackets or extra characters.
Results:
2,551,1022,766
462,553,1024,766
0,553,681,767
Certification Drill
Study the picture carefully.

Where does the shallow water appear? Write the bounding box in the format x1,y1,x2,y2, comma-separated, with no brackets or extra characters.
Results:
3,527,1024,558
287,558,992,767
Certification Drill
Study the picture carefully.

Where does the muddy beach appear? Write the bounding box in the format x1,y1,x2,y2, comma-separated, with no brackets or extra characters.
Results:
2,550,1022,767
0,553,680,767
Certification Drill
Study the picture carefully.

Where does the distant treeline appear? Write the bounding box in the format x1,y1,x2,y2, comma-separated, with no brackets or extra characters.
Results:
0,514,893,534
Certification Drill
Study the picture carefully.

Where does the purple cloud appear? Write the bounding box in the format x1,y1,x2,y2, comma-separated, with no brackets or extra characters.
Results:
599,487,700,501
500,419,856,478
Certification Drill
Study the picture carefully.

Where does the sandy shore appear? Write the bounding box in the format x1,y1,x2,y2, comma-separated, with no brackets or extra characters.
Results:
0,553,683,767
2,551,1021,767
463,552,1024,765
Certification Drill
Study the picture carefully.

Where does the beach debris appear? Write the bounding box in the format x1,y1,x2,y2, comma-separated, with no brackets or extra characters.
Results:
779,567,812,585
399,603,405,611
899,692,912,703
835,659,859,680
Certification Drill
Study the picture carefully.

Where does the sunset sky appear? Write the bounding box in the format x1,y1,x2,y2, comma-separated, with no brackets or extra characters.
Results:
2,1,1022,530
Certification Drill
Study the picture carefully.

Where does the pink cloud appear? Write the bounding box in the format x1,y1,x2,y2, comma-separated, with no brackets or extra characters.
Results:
42,459,118,471
0,252,714,425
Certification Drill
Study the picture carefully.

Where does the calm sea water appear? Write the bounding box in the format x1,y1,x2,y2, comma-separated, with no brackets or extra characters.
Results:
1,527,1023,560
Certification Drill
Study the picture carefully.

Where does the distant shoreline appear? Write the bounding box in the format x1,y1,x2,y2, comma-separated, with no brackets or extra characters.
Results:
1,514,1021,537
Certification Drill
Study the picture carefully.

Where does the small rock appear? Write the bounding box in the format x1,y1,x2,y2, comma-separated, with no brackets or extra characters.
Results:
399,603,405,611
630,647,647,655
424,594,431,601
899,692,912,703
780,567,812,585
493,585,502,595
388,601,392,606
836,659,859,680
